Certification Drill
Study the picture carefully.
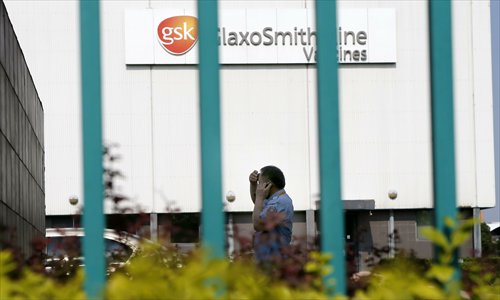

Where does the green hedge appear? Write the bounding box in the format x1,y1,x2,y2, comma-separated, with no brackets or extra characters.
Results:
1,218,499,299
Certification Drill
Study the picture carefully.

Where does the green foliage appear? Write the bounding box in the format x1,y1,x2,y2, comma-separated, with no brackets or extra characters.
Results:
106,243,339,300
461,257,500,300
353,257,446,300
0,251,86,300
1,244,338,300
354,216,500,300
1,218,499,299
481,222,500,256
304,252,334,291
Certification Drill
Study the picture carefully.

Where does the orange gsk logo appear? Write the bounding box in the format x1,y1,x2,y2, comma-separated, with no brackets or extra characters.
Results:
157,16,198,55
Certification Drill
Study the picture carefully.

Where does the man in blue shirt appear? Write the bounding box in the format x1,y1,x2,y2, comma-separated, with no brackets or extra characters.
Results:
249,166,294,264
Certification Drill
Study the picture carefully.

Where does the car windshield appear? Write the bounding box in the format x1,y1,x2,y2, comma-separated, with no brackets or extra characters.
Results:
47,236,134,264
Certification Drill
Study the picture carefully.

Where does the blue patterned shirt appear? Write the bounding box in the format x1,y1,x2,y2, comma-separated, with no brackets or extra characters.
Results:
254,189,294,262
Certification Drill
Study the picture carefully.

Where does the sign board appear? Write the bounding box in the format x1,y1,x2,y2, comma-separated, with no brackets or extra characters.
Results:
124,8,397,65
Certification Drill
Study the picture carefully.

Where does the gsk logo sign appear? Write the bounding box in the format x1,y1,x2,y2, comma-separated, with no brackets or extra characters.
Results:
157,16,198,55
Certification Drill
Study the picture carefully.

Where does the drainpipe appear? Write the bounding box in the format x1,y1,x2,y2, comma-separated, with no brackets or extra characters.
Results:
388,210,395,258
473,207,482,257
150,213,158,242
388,190,397,258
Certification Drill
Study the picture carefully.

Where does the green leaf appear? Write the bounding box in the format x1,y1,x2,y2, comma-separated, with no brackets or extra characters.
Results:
451,229,470,248
421,227,450,250
444,216,456,229
427,265,455,283
411,282,445,300
461,218,477,231
304,262,319,272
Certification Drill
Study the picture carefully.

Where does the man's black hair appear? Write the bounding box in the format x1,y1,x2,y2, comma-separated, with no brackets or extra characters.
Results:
260,165,286,189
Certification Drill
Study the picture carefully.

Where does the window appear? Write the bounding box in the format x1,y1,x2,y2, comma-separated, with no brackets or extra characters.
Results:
105,239,133,264
47,236,133,263
416,210,433,240
171,213,200,243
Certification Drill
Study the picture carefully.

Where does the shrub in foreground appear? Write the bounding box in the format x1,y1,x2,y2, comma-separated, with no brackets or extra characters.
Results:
106,243,340,299
1,244,342,300
354,217,500,300
1,218,499,299
0,252,85,300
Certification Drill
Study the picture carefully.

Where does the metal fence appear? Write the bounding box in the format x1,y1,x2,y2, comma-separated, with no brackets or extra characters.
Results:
79,0,457,298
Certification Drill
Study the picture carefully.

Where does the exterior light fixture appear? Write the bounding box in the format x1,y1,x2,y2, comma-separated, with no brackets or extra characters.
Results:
388,190,398,200
69,196,79,206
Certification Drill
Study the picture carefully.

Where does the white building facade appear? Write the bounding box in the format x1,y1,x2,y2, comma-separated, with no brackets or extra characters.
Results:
5,0,496,267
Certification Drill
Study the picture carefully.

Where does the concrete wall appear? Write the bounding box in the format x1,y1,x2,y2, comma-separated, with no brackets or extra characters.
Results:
0,1,45,257
356,209,473,270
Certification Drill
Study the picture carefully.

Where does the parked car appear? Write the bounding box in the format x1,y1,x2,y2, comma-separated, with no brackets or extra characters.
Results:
45,228,141,276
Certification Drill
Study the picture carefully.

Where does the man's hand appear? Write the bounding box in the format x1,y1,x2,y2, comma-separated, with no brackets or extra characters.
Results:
256,180,272,201
249,170,259,184
252,178,272,231
249,170,259,204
